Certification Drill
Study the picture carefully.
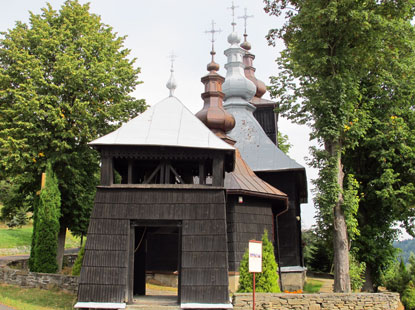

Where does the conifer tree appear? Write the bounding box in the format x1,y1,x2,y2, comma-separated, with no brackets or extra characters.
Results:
238,230,280,293
32,162,61,273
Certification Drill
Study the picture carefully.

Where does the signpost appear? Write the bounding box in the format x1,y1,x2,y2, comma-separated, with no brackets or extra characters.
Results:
249,240,262,310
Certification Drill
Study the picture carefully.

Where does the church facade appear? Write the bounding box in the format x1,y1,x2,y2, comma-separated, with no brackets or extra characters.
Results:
75,10,307,309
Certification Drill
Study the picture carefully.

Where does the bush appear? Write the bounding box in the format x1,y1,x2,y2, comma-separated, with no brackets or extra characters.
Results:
238,230,280,293
72,243,85,276
31,162,61,273
349,252,366,291
402,281,415,310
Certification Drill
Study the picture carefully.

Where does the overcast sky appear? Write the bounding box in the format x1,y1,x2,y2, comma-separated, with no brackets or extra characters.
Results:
0,0,319,228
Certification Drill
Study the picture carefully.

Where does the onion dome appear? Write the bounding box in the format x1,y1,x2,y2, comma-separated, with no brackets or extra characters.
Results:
196,21,235,136
222,5,256,109
242,52,267,99
166,52,177,97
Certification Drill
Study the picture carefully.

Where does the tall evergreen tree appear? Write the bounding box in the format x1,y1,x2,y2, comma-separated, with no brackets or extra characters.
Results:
0,0,146,269
32,162,61,273
265,0,415,292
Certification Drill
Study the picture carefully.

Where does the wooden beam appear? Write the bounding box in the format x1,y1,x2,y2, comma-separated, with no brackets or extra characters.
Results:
199,162,205,185
212,156,224,187
127,160,133,184
100,157,113,186
128,226,135,303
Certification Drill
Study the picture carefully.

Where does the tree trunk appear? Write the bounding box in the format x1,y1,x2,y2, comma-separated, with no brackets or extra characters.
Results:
362,265,375,292
328,140,351,293
56,224,66,272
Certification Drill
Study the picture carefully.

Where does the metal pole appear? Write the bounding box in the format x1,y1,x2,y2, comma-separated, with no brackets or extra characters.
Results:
253,272,256,310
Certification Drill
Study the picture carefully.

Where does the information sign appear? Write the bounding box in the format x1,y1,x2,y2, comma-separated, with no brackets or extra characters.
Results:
248,240,262,273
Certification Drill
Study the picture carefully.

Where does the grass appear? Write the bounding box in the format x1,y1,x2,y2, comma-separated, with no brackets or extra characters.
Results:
0,222,81,256
303,279,323,293
0,284,76,310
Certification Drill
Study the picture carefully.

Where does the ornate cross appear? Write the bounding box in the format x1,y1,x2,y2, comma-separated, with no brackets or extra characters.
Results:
205,20,221,52
168,51,177,71
238,8,254,35
227,1,239,31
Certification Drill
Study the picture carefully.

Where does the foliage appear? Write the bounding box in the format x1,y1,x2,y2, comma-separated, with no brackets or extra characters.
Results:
6,207,28,229
302,227,332,273
71,242,85,276
0,283,76,310
277,131,292,154
32,162,61,273
0,0,146,242
349,252,366,292
238,230,280,293
395,239,415,264
383,255,415,309
264,0,415,291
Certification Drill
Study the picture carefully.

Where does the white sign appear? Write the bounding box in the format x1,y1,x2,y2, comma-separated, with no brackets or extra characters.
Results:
248,240,262,273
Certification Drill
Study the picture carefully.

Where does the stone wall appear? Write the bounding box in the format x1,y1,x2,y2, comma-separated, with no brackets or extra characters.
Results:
0,266,78,293
233,292,401,310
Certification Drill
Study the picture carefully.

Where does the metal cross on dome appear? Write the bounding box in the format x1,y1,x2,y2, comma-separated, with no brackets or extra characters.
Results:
205,20,221,51
227,1,239,31
238,8,254,35
168,51,177,72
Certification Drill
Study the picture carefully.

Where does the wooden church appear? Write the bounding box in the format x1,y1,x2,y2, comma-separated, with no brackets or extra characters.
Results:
75,10,307,310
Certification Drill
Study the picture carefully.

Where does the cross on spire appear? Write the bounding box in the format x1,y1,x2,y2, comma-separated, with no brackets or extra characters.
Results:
238,8,254,35
168,51,177,72
227,1,239,32
205,20,221,53
166,51,178,97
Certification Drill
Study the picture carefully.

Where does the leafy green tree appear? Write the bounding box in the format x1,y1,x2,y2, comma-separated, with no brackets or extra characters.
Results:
264,0,415,292
238,230,280,293
0,0,146,269
277,131,292,154
32,162,61,273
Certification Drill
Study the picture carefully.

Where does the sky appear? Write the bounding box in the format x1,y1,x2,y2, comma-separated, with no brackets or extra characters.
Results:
0,0,319,228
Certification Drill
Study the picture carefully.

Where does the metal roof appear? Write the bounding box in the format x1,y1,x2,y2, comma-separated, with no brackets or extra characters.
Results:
224,105,305,172
225,149,287,201
89,96,234,151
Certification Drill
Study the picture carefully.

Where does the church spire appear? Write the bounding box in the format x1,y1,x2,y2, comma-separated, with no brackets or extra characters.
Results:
196,21,235,138
238,8,253,51
222,2,256,110
166,51,177,97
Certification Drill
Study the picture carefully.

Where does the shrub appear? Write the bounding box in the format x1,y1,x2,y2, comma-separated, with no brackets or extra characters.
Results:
238,230,280,293
72,243,86,276
31,162,61,273
349,252,366,291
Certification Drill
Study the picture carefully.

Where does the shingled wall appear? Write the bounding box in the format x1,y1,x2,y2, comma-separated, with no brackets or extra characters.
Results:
78,186,230,304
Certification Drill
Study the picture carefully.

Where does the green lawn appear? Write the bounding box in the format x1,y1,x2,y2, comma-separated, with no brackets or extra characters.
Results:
303,279,323,293
0,223,81,256
0,284,76,310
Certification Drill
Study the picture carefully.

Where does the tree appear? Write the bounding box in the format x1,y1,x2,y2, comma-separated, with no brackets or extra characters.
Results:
0,0,146,269
277,131,292,154
32,162,61,273
238,230,280,293
264,0,415,292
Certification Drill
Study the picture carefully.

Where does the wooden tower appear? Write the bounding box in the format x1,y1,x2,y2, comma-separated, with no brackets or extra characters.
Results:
76,67,235,308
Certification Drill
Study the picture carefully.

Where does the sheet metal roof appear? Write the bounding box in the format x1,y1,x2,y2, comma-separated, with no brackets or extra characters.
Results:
225,149,287,201
224,105,305,172
90,96,235,151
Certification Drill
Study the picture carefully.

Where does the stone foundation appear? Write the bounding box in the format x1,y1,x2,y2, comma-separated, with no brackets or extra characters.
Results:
233,292,401,310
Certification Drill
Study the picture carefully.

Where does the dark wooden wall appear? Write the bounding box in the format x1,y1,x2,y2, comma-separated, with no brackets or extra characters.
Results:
257,171,303,267
226,196,274,272
78,186,229,304
253,107,277,144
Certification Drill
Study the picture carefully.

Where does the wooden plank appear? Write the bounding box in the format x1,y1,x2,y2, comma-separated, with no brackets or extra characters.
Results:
83,250,127,267
182,220,226,235
212,156,224,187
180,285,229,304
182,236,227,252
181,268,228,285
77,284,125,303
100,157,113,186
88,219,129,235
181,252,228,268
85,234,127,251
128,226,134,303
